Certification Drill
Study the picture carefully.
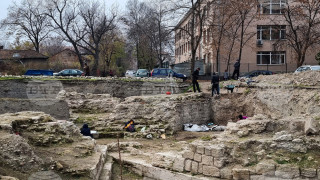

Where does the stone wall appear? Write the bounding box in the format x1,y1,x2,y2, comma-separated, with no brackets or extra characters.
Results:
0,99,69,119
61,92,212,135
0,78,189,98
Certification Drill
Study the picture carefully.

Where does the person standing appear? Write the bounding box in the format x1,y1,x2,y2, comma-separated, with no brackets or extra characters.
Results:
232,59,240,80
211,72,220,96
84,63,90,76
192,67,201,93
224,69,229,81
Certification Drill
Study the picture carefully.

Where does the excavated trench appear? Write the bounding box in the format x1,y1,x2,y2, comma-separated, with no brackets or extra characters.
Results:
2,73,320,179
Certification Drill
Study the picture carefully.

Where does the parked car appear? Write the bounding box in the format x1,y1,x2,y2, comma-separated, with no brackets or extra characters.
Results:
24,70,54,76
135,69,149,77
150,68,187,80
53,69,83,76
241,70,274,78
125,70,136,77
294,65,320,73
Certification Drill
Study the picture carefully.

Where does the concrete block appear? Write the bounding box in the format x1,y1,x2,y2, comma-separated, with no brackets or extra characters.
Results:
196,146,205,154
232,168,250,180
185,159,192,172
300,168,316,178
194,153,202,162
256,162,275,176
191,161,199,174
202,165,220,177
275,165,300,179
182,151,195,160
201,155,213,166
172,157,185,173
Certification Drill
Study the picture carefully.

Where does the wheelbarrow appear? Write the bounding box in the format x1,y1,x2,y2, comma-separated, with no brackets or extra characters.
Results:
225,85,235,93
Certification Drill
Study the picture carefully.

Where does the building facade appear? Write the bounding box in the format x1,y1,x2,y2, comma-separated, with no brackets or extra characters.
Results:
175,0,320,75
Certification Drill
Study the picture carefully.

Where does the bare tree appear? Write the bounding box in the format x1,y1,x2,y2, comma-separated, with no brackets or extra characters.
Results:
1,0,50,52
173,0,209,75
76,0,117,75
45,0,85,68
123,0,156,69
230,0,258,63
275,0,320,67
40,36,65,57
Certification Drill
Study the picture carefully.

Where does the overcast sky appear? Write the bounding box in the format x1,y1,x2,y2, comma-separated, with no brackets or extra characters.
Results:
0,0,128,20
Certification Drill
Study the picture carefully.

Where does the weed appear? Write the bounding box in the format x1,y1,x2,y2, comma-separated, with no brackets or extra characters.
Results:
244,88,251,94
201,136,212,141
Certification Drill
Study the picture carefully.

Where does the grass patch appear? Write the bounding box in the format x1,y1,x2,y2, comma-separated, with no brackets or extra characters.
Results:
244,88,251,94
273,150,320,168
201,136,212,141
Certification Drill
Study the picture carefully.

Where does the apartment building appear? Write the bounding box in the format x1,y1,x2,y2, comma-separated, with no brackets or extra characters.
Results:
175,0,320,75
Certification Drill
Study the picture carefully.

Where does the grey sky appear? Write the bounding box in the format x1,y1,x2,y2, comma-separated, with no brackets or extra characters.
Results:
0,0,128,45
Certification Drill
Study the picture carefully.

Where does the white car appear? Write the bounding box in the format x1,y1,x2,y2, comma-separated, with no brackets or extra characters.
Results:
125,70,136,77
294,65,320,73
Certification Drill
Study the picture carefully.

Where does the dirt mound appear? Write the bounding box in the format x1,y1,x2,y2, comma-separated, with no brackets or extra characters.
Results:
254,71,320,86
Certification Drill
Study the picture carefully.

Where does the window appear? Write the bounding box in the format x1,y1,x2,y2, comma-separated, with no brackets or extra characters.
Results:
257,51,285,65
258,0,286,14
257,25,286,40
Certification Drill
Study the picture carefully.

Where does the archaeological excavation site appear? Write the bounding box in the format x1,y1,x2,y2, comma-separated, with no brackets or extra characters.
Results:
1,72,320,180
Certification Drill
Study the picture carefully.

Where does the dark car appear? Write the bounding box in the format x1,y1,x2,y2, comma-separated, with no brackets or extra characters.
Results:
242,70,274,78
150,68,187,80
24,70,54,76
135,69,149,77
53,69,84,76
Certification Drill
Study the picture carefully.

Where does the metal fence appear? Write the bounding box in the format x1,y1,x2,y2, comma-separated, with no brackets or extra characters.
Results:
207,62,320,76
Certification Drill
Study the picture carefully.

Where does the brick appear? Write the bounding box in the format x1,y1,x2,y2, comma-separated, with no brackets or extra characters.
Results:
232,168,250,180
194,153,202,162
198,163,203,174
220,167,233,179
211,145,225,157
172,157,185,172
185,159,192,172
182,151,194,160
202,165,220,177
191,161,199,174
201,155,214,166
205,147,211,156
301,168,316,178
196,146,205,154
256,162,275,176
275,165,300,179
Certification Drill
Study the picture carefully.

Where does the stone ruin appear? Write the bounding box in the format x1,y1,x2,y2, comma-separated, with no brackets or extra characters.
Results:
0,72,320,179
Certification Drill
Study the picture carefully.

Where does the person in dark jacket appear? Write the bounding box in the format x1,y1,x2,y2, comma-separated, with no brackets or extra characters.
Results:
211,72,220,96
84,63,90,76
124,120,135,132
80,124,92,137
192,67,201,93
232,59,240,80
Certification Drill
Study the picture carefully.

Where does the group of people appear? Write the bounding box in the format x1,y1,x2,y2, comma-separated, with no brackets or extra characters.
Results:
192,59,241,96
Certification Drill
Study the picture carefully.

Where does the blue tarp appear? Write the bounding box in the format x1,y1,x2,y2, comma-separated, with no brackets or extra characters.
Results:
24,70,54,76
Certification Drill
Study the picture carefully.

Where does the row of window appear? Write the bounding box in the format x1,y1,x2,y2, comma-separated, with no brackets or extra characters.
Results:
257,0,287,15
175,41,191,56
257,25,286,40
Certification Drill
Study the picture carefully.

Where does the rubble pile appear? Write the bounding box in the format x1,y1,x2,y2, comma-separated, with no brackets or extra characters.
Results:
0,111,107,179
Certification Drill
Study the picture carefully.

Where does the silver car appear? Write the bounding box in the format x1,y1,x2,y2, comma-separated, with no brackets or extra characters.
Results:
294,65,320,73
125,70,136,77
